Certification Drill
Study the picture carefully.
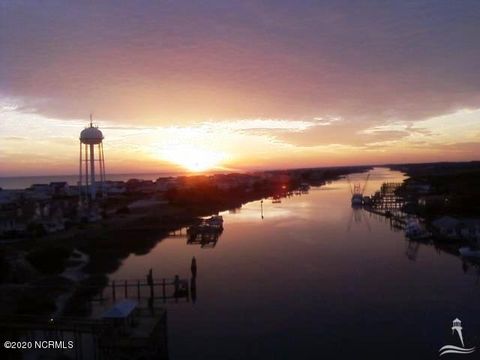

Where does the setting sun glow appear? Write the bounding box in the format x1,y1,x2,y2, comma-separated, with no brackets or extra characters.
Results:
158,144,227,172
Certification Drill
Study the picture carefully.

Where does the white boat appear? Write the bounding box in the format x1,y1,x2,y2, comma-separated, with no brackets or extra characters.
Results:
405,219,431,240
459,247,480,258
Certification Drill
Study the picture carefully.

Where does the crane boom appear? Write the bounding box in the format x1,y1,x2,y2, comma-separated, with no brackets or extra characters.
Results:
346,176,354,195
361,173,370,195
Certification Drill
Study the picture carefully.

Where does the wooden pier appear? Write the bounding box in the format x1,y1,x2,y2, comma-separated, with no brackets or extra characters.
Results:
364,181,407,231
96,274,190,303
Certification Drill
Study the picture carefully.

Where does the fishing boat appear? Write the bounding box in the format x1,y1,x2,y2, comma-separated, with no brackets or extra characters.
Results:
351,193,364,207
348,174,370,207
405,218,431,240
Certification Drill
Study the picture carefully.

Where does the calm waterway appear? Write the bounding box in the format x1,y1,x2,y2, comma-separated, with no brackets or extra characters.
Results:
111,167,480,359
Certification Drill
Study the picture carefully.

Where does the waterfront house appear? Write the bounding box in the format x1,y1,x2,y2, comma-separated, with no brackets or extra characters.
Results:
459,219,480,243
431,216,461,240
418,195,446,208
406,181,432,194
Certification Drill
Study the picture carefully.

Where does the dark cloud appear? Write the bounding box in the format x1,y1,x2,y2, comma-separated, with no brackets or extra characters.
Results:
1,0,480,128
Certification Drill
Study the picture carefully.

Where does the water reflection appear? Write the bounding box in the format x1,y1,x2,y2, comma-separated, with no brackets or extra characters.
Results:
346,208,371,232
187,228,222,248
110,167,480,360
191,257,197,304
405,239,421,261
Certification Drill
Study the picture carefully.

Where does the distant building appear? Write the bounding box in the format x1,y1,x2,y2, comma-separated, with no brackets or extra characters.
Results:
104,181,126,195
49,182,70,196
126,179,156,194
155,178,177,192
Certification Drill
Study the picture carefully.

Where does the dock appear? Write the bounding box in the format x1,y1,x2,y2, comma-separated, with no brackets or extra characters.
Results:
0,307,168,360
364,181,407,230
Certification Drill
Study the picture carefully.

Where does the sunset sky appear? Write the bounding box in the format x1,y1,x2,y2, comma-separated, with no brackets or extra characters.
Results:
1,1,480,176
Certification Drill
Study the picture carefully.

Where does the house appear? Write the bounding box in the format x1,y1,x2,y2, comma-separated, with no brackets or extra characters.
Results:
0,207,27,237
155,177,177,192
431,216,461,240
104,181,126,195
418,195,446,208
0,189,19,205
459,219,480,243
406,181,432,194
49,182,70,196
26,184,51,200
126,179,156,193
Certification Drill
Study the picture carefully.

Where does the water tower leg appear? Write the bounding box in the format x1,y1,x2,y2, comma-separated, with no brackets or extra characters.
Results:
89,143,96,200
85,144,89,199
79,141,83,202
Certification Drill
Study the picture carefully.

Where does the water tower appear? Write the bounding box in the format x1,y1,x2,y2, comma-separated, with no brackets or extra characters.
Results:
79,115,106,201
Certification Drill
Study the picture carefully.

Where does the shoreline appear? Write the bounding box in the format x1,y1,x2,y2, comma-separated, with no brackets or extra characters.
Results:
0,166,372,317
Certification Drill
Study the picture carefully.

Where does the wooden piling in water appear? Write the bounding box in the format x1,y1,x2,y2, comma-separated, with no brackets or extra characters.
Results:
162,278,166,303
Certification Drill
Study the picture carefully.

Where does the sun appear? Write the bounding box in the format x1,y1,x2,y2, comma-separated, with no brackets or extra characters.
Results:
158,144,226,172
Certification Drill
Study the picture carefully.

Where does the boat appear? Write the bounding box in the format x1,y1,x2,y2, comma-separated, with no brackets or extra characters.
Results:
299,182,310,191
205,215,224,229
351,193,363,207
187,215,224,236
272,195,282,204
459,247,480,258
348,173,370,207
405,218,431,240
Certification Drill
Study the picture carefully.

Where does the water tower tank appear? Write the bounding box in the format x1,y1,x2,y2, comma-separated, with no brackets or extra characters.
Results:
80,126,104,145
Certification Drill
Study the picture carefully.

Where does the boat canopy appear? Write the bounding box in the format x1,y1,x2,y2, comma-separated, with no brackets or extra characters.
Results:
102,299,138,319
